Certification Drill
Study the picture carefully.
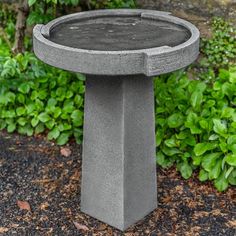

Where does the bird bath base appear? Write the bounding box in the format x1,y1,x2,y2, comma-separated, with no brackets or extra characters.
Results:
81,75,157,230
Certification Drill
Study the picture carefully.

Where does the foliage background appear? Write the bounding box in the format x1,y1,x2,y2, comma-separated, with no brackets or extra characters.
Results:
0,0,236,191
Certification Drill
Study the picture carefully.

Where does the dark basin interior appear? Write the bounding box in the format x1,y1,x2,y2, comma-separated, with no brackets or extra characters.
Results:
49,16,191,51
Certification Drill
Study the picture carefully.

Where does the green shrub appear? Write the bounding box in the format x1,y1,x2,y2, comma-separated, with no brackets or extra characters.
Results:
155,68,236,191
90,0,136,9
201,17,236,68
27,0,136,26
0,46,85,145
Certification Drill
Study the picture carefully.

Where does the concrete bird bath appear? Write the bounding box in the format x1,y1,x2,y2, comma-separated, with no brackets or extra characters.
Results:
33,9,200,231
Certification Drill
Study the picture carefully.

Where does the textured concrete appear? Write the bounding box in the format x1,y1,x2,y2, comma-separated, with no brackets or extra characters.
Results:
81,75,157,231
33,9,200,76
33,9,200,231
49,16,191,51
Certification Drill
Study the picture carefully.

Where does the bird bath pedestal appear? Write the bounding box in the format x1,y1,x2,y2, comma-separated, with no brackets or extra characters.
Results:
33,9,199,231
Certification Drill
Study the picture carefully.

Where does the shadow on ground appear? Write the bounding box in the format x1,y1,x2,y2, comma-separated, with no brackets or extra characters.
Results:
0,131,235,235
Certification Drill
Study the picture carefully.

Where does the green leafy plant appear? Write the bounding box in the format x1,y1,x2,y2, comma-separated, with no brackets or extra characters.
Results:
154,68,236,191
90,0,136,9
27,0,81,25
0,48,85,145
201,17,236,68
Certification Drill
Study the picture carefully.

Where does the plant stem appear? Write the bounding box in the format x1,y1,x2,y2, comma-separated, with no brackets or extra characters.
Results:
0,26,12,49
12,0,29,54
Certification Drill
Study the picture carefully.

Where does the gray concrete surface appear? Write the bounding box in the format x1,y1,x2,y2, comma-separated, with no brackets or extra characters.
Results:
33,9,199,76
49,16,191,51
81,75,157,231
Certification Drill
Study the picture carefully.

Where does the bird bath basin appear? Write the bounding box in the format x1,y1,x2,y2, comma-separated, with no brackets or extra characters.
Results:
33,9,200,231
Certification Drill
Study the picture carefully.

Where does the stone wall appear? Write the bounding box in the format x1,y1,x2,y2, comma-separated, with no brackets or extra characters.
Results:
137,0,236,20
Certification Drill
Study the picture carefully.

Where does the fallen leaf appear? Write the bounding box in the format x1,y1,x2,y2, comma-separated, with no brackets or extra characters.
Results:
211,209,226,216
193,211,209,219
70,170,80,181
0,159,5,167
226,220,236,228
161,195,172,204
60,147,72,157
73,221,89,231
0,227,9,233
10,224,19,228
97,223,107,231
32,179,53,184
40,202,49,210
17,200,31,211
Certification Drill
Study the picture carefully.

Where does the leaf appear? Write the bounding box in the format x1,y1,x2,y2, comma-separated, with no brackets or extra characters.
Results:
5,92,15,103
7,123,16,133
185,112,201,134
156,129,164,147
74,94,83,107
225,166,234,179
192,155,202,166
35,123,45,134
190,90,203,108
18,83,30,94
73,125,82,139
194,143,217,156
167,113,184,128
214,173,229,192
47,98,57,107
38,112,51,123
17,117,27,126
164,136,178,148
229,69,236,83
221,107,234,118
31,117,39,127
17,94,25,104
73,222,89,231
213,119,227,137
52,107,61,119
71,110,83,126
209,134,219,141
62,100,74,113
225,154,236,166
45,119,55,129
219,141,227,153
17,200,31,211
202,153,221,172
199,169,208,182
162,146,181,156
209,159,222,180
28,0,37,7
222,82,233,98
199,119,209,130
156,151,174,168
228,169,236,185
0,227,9,233
16,107,26,116
178,161,192,179
56,132,71,145
47,127,60,140
60,147,71,157
227,135,236,145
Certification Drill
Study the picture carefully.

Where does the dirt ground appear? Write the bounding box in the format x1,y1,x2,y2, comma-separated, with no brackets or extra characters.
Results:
0,131,235,235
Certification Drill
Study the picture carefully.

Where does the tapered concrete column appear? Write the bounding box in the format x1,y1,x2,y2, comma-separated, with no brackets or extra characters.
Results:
81,75,157,231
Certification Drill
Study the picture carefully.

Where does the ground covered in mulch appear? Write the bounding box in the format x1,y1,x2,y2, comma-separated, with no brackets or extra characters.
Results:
0,131,235,236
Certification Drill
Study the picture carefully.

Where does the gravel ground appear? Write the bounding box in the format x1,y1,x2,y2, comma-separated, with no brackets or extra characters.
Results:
0,131,235,236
